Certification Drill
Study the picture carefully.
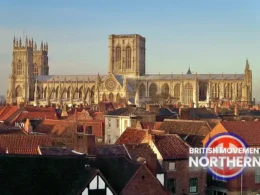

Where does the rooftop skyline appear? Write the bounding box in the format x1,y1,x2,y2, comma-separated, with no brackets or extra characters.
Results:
0,0,259,100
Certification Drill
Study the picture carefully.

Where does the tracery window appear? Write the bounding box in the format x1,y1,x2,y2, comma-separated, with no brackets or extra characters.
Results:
115,46,121,69
126,46,131,69
174,84,180,98
17,60,23,75
33,63,38,76
184,83,193,105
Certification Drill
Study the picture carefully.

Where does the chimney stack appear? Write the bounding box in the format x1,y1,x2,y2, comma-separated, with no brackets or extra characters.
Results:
214,104,218,116
179,106,182,117
74,134,96,154
24,118,33,133
234,104,239,116
61,104,68,117
147,104,160,115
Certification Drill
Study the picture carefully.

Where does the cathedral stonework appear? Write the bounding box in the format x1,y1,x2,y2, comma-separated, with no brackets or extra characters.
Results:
6,34,253,108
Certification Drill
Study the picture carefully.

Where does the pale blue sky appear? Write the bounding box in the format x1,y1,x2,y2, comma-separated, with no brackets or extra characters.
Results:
0,0,260,100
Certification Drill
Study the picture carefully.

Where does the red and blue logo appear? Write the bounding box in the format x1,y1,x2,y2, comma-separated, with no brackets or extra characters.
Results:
204,132,248,181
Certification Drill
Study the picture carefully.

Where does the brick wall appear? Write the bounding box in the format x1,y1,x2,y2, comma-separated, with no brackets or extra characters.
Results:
73,134,95,154
122,165,169,195
227,170,260,193
164,160,207,195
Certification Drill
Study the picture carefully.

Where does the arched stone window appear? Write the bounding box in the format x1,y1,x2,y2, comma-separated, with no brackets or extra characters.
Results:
237,83,242,98
62,88,67,99
149,83,157,99
74,88,79,99
174,84,180,98
36,87,40,99
102,93,107,101
15,85,22,97
17,60,23,75
55,87,59,99
50,88,55,99
161,83,169,99
109,93,114,102
43,87,47,98
115,46,121,69
67,87,71,99
199,82,207,101
126,46,131,69
116,93,120,103
79,87,83,99
224,83,232,99
184,83,193,105
33,63,38,76
90,86,95,103
139,83,146,99
211,83,220,98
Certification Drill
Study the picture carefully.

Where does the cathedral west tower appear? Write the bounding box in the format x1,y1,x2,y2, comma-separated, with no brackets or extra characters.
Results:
6,37,49,105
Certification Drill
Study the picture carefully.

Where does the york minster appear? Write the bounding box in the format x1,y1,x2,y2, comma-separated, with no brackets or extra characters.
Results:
6,34,253,108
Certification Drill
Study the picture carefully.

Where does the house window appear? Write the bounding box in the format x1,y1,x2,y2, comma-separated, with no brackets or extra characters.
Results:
189,178,198,193
86,126,92,134
89,175,106,190
77,125,84,133
116,119,119,128
167,179,175,195
168,162,176,171
255,167,260,183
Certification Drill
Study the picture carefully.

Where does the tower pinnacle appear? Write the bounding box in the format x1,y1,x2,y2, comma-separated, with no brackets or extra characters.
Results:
246,58,250,70
187,66,192,74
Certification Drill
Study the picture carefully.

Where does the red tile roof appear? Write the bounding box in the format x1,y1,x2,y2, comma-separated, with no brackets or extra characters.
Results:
7,147,40,155
14,111,58,123
34,119,104,138
92,112,104,120
159,119,211,136
115,128,164,145
125,144,159,174
115,128,148,145
154,122,162,130
24,106,56,112
0,106,19,121
66,109,93,121
154,134,190,160
221,121,260,146
0,135,52,155
140,122,155,129
34,119,77,136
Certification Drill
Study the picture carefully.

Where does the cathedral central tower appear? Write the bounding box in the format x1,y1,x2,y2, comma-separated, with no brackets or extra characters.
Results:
108,34,146,76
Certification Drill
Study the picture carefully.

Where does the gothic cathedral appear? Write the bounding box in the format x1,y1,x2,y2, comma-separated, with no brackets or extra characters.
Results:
6,34,253,108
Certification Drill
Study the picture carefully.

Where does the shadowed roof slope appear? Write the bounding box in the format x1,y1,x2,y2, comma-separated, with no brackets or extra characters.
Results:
0,155,97,195
154,134,190,160
221,121,260,146
160,119,211,136
89,156,141,193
